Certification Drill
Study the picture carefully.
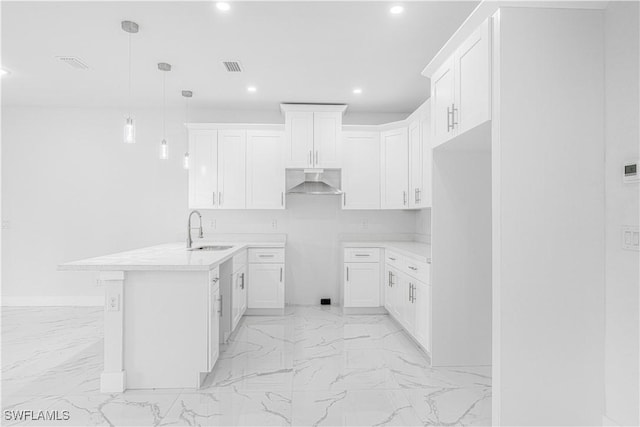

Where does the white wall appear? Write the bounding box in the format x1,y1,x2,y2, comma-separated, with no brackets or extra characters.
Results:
493,8,605,425
1,106,416,305
603,2,640,425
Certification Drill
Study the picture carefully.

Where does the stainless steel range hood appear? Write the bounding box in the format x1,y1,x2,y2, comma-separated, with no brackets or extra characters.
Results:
286,170,343,195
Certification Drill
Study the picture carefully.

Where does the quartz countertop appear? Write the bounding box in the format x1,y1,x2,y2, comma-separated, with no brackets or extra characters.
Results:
342,241,431,263
58,241,285,272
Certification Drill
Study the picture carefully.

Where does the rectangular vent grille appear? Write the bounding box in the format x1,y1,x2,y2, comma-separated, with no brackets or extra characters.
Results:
223,61,243,72
56,56,89,69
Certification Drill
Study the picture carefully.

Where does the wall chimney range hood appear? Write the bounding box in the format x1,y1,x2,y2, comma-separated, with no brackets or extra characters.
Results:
286,169,343,195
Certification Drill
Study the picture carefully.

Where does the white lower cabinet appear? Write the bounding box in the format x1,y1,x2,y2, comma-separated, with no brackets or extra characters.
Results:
343,248,382,308
247,248,285,312
383,249,431,356
207,268,220,371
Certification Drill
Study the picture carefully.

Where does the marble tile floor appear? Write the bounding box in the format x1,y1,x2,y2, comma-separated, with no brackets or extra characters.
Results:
1,305,491,426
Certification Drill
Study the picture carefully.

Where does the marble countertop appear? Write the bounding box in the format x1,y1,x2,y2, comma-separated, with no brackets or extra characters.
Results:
58,241,285,272
342,241,431,263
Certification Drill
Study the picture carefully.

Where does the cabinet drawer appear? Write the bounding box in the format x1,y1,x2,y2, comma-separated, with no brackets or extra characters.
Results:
233,250,247,271
248,248,285,264
385,250,401,267
344,248,380,263
402,258,430,283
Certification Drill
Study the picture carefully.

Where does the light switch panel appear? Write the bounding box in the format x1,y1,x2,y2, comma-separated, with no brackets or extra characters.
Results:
106,292,120,312
621,226,640,251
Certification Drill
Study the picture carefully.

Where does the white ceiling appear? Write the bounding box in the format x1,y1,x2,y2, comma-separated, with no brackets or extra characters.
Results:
1,1,478,114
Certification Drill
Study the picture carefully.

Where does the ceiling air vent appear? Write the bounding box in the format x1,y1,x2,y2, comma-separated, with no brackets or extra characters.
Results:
56,56,89,70
222,61,243,72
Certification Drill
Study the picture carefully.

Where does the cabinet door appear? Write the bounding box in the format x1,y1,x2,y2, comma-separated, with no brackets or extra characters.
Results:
313,112,341,168
189,130,218,209
342,131,380,209
208,278,220,371
239,266,247,317
344,263,381,308
246,131,285,209
231,271,242,331
380,128,409,209
248,263,284,309
431,57,455,148
454,18,490,136
420,107,433,207
408,120,423,209
217,130,246,209
285,112,314,168
413,281,431,352
396,275,415,334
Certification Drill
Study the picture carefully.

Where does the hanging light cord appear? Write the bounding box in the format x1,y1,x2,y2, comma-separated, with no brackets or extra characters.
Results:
127,33,132,118
162,71,166,139
185,96,189,150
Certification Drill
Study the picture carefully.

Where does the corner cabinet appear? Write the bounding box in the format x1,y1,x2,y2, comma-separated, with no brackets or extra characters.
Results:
431,18,491,148
341,131,381,209
281,104,347,169
380,127,409,209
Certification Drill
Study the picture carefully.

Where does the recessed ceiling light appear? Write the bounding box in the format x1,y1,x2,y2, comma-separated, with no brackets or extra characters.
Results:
390,5,404,15
0,68,10,76
247,86,257,93
216,2,230,11
353,88,363,95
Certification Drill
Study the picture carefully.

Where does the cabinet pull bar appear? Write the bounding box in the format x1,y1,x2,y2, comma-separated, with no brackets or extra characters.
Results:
451,103,458,129
447,105,452,132
344,192,346,206
213,192,216,206
354,254,369,257
409,282,412,301
315,150,318,165
219,295,223,317
403,191,407,206
281,192,284,206
259,254,275,258
219,192,222,207
346,266,349,282
309,150,312,165
408,266,417,271
280,267,283,282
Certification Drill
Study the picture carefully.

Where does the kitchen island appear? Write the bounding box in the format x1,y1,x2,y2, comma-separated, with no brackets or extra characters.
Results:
58,240,285,392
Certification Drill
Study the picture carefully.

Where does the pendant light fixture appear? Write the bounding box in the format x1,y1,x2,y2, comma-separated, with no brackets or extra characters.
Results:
158,62,171,160
181,90,193,170
121,20,139,144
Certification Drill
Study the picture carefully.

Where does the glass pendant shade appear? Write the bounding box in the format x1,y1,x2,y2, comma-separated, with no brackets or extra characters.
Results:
123,117,135,144
183,152,190,169
160,139,169,160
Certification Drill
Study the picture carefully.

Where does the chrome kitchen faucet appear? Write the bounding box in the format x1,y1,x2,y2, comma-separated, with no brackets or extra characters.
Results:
186,210,203,249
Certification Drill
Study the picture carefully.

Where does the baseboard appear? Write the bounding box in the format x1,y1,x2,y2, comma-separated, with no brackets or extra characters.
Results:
2,296,104,307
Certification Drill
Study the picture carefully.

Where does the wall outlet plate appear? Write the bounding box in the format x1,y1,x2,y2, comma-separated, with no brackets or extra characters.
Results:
623,159,639,183
621,226,639,251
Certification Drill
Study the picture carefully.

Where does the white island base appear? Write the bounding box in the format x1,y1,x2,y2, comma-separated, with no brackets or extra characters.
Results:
98,268,220,392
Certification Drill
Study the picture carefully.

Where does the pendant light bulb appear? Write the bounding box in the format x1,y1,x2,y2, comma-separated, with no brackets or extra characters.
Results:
124,117,135,144
160,139,169,160
183,152,190,169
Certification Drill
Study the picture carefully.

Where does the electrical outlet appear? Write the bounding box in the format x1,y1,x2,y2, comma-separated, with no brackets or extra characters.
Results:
107,294,120,312
271,220,278,229
1,220,10,230
622,226,640,251
209,219,216,229
360,219,368,229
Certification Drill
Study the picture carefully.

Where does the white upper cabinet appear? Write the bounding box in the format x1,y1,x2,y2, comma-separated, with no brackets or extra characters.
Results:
454,18,491,136
380,127,409,209
420,109,433,207
217,130,246,209
189,130,218,209
431,18,490,147
408,120,423,209
282,104,347,169
284,112,314,168
431,57,456,147
313,112,342,168
342,131,381,209
246,130,285,209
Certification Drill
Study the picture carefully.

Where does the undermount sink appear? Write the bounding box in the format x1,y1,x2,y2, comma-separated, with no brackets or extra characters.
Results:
188,245,234,252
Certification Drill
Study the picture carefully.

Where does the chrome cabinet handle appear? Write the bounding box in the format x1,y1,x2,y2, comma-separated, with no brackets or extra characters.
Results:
447,105,452,132
403,191,407,206
280,267,283,282
415,188,419,203
259,254,275,258
213,192,216,206
346,266,349,282
416,188,421,203
451,103,458,130
408,266,418,271
389,257,396,261
309,150,312,165
218,295,223,317
315,150,318,165
343,192,346,206
409,282,412,301
281,192,284,206
354,254,369,257
219,192,222,207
